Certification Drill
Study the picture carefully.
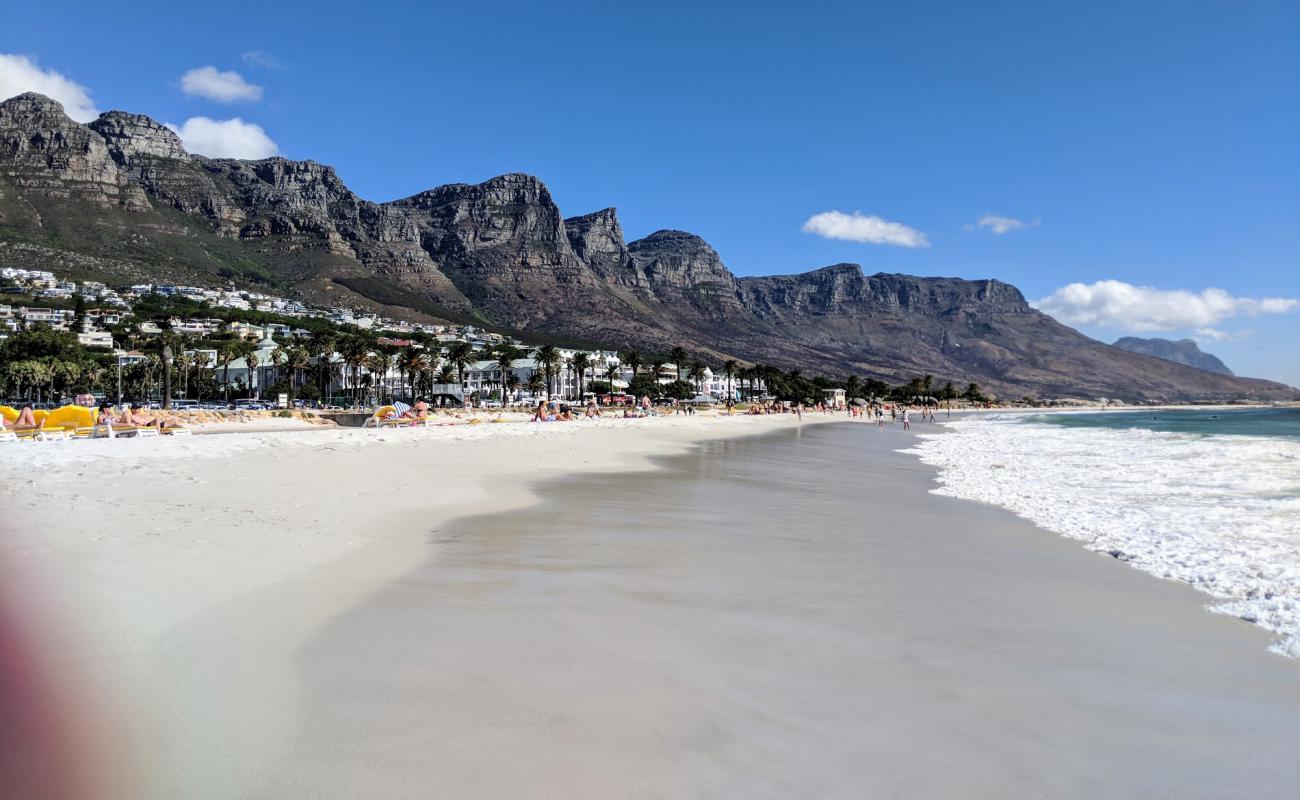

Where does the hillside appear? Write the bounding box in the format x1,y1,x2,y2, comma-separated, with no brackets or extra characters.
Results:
1,92,1293,402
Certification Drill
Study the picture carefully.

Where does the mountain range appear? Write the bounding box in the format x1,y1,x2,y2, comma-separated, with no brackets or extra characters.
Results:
0,92,1293,402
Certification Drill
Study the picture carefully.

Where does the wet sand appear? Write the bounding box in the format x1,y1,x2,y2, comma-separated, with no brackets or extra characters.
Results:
269,423,1300,798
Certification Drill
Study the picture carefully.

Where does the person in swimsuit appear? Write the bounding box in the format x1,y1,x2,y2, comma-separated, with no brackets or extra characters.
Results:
4,404,38,430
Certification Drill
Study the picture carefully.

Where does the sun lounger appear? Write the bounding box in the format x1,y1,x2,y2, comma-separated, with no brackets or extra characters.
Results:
364,405,435,428
0,430,17,443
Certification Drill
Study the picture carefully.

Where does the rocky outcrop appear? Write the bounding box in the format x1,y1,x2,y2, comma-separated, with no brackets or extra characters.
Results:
0,91,1293,402
0,93,144,209
1112,337,1234,375
627,230,746,316
88,111,188,162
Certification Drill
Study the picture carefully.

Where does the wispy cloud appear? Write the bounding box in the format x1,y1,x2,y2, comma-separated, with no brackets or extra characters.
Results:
0,53,98,121
1034,279,1297,332
802,210,929,248
240,51,283,70
965,214,1036,235
166,117,277,158
180,66,262,103
1194,327,1250,343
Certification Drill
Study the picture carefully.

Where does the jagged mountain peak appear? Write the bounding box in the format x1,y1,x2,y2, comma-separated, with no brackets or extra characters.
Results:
0,91,69,117
565,207,626,263
89,110,189,162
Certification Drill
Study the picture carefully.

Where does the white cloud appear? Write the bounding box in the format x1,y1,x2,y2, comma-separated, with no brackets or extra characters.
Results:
0,53,98,122
1194,327,1249,343
802,210,929,248
967,214,1036,235
1034,280,1298,332
180,66,262,103
240,51,283,70
166,117,278,158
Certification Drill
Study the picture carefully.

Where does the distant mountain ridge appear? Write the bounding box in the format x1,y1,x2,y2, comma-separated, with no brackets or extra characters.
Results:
1111,337,1234,375
1,92,1294,402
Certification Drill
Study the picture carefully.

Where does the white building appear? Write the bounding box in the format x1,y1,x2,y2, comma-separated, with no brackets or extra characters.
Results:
77,331,114,349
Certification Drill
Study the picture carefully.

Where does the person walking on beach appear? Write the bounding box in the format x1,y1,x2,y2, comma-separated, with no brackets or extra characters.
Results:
876,406,885,429
901,406,911,431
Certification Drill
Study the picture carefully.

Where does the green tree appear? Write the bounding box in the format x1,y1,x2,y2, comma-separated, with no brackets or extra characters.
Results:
525,370,545,397
446,340,476,388
722,359,738,400
534,344,562,399
627,374,660,400
571,352,591,398
664,379,695,400
494,344,520,405
618,349,642,379
668,346,688,381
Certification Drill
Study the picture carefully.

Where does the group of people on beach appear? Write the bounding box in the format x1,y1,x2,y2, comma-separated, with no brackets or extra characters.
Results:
1,395,183,434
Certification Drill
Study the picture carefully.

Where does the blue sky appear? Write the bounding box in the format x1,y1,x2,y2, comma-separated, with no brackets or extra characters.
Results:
3,1,1298,384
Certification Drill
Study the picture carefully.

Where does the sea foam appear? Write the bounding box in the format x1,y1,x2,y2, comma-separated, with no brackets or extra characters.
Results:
906,416,1300,657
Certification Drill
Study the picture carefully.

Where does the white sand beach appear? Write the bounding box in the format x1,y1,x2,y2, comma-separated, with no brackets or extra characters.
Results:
0,412,836,798
2,414,1298,799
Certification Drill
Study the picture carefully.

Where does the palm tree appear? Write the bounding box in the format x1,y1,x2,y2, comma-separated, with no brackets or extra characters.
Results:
436,363,457,384
668,346,688,381
288,345,311,398
340,338,370,408
218,345,236,403
397,349,427,401
686,360,706,392
605,362,619,392
571,352,591,399
649,357,668,388
239,343,259,399
271,344,289,393
525,371,545,397
722,359,738,401
618,349,643,380
534,344,561,399
366,350,394,405
446,340,476,388
310,334,337,397
494,344,519,405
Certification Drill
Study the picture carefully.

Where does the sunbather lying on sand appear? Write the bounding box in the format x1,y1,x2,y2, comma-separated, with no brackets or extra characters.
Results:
118,404,181,430
401,400,430,420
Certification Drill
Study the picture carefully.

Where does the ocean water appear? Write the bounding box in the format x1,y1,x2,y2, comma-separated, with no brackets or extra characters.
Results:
908,407,1300,657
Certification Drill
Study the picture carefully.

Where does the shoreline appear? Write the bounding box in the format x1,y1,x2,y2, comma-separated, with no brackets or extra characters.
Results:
281,422,1300,797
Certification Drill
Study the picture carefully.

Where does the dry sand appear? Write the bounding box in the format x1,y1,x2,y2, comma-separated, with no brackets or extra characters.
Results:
2,414,1298,799
0,412,835,798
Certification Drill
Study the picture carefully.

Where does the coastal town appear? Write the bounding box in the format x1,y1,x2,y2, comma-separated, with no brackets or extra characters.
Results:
0,264,794,409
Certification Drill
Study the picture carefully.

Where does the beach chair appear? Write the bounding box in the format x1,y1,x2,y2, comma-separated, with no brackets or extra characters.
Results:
363,405,398,428
0,430,17,443
364,405,432,428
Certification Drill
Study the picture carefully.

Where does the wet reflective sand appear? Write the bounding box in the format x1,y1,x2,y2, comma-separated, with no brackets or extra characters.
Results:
274,423,1300,798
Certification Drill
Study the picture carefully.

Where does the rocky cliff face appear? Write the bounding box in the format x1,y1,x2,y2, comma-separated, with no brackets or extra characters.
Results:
0,92,145,210
0,92,1292,402
1112,337,1234,375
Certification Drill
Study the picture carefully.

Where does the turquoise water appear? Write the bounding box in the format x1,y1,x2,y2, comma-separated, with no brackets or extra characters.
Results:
1031,407,1300,438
